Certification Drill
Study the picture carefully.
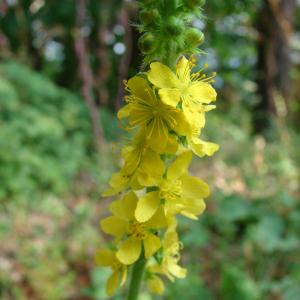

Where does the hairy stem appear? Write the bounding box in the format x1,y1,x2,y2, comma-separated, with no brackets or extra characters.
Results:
126,257,147,300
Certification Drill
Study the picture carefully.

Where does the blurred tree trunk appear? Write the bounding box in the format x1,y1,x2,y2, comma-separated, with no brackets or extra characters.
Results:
74,0,105,148
254,0,296,132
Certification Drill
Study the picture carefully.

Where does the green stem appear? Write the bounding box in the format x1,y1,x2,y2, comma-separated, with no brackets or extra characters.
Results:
126,257,146,300
162,0,178,69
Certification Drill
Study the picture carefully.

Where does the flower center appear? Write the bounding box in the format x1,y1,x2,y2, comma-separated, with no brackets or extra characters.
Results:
128,222,147,240
152,109,159,116
159,179,182,201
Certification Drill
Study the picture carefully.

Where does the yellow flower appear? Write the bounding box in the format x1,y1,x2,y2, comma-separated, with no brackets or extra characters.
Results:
102,145,166,196
101,192,167,265
135,151,210,222
95,249,127,296
119,75,190,153
147,56,217,128
149,223,187,281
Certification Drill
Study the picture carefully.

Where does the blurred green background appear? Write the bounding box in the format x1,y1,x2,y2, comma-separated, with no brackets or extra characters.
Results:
0,0,299,299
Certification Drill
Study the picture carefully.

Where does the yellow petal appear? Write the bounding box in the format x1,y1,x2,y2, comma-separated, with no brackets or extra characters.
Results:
169,109,191,136
169,263,187,279
146,118,168,153
176,56,191,84
189,138,220,157
147,276,165,295
95,249,115,266
182,105,206,129
120,266,127,286
137,149,165,186
117,104,131,119
144,233,161,258
102,172,129,196
106,270,119,296
110,192,138,221
202,104,216,112
130,173,144,191
116,237,141,265
188,81,217,104
181,198,206,219
165,134,179,154
100,216,127,238
164,198,184,217
181,174,210,199
163,228,179,249
122,132,146,174
148,263,164,275
145,205,168,229
168,151,192,181
127,76,150,100
135,191,160,222
158,88,181,107
148,62,180,88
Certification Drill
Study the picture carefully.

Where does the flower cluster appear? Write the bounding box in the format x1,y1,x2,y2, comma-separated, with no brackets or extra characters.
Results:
97,55,218,296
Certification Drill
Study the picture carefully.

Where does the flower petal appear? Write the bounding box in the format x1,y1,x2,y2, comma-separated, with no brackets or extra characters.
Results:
148,62,180,88
144,233,161,258
117,104,131,119
145,205,168,229
169,263,187,279
106,270,119,296
120,266,127,286
188,81,217,104
169,109,191,136
100,216,127,238
95,249,115,266
168,151,192,181
137,149,165,186
165,134,179,154
147,276,165,295
110,192,138,221
182,105,206,129
176,56,191,84
189,137,220,158
164,198,184,217
102,172,129,196
116,237,141,265
181,174,210,199
181,198,206,219
146,118,168,153
135,191,160,222
126,76,151,100
159,88,181,107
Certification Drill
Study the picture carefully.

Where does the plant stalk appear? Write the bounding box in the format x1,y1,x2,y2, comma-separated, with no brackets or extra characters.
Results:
126,257,147,300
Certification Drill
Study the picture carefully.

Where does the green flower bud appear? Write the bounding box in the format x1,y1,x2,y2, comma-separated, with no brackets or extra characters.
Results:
186,0,206,8
139,9,160,27
184,28,205,47
165,17,185,36
138,32,158,54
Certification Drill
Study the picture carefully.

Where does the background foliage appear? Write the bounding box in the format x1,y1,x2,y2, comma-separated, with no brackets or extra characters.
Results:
0,0,299,300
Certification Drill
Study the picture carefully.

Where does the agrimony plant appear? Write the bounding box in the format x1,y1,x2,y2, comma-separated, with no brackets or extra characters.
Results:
96,0,219,299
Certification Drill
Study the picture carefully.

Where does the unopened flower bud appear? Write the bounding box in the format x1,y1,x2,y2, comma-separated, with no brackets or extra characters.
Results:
140,9,160,27
138,32,158,54
165,16,185,36
185,28,205,47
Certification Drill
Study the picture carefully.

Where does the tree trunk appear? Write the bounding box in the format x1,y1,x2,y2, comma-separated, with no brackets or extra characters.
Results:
74,0,105,148
254,0,296,132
